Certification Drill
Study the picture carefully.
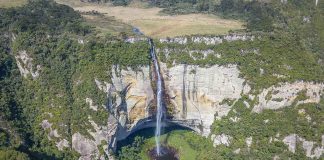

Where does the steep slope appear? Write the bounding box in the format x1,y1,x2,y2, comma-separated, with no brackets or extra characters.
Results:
0,0,149,159
0,0,323,160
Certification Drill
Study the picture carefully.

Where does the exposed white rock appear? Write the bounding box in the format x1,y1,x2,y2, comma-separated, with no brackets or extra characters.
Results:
298,109,306,115
41,120,52,129
188,49,216,60
273,155,280,160
88,118,109,146
253,82,324,113
269,137,273,143
191,36,223,45
72,132,99,160
211,134,232,147
223,34,255,42
260,68,264,75
273,74,287,79
56,139,69,151
94,79,111,93
305,115,312,122
15,50,41,79
11,33,16,41
160,35,254,45
49,129,61,138
298,136,324,159
246,136,253,148
283,134,297,153
299,137,315,157
125,37,146,43
162,63,248,135
243,84,251,95
111,66,154,124
281,0,287,4
230,116,240,122
157,48,221,61
248,94,255,100
160,37,187,44
78,38,84,44
233,148,241,154
41,119,64,146
283,134,324,158
86,98,98,111
215,104,232,120
243,101,250,108
106,115,118,157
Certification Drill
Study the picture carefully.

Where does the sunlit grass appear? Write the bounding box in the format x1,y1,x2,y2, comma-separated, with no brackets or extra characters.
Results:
0,0,26,8
139,130,204,160
55,0,244,38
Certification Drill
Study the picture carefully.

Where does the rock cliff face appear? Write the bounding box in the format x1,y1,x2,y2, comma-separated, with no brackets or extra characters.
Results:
101,63,249,135
253,82,324,113
161,63,248,136
15,37,324,159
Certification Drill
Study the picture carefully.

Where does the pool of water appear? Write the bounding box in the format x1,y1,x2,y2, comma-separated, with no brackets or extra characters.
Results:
116,125,192,153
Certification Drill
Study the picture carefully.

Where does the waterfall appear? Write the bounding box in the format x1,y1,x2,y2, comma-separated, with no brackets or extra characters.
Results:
149,39,164,156
316,0,318,6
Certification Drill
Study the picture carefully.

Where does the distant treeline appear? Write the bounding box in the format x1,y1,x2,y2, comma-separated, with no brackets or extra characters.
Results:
78,0,293,32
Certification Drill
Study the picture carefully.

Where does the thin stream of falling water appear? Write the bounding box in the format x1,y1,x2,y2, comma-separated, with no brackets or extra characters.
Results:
149,38,163,156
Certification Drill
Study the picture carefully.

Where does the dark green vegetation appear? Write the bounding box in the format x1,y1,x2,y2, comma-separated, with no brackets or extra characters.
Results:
156,33,324,90
156,0,324,90
209,97,324,159
0,0,149,159
118,130,215,160
143,1,323,159
1,0,323,160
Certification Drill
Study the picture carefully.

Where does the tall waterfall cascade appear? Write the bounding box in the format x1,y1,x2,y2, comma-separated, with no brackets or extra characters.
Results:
149,39,164,156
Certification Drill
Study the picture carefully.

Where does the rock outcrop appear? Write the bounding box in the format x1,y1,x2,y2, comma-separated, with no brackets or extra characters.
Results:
283,134,324,158
253,82,324,113
159,34,255,45
161,63,248,136
72,132,99,160
15,50,41,79
211,134,232,147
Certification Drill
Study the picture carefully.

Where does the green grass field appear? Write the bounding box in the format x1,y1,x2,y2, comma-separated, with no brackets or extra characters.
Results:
139,130,210,160
55,0,243,38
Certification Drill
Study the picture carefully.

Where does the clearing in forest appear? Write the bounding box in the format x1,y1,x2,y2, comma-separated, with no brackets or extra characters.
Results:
0,0,26,8
56,0,244,38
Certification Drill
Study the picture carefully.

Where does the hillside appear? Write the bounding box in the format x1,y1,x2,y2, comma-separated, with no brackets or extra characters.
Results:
0,0,323,160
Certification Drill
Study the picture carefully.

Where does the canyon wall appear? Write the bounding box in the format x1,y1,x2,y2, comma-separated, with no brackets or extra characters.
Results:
15,35,324,159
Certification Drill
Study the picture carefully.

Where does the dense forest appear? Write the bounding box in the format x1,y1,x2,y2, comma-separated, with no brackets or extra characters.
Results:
0,0,323,159
0,0,149,159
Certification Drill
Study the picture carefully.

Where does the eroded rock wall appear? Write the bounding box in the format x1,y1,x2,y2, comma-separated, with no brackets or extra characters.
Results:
161,63,249,136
